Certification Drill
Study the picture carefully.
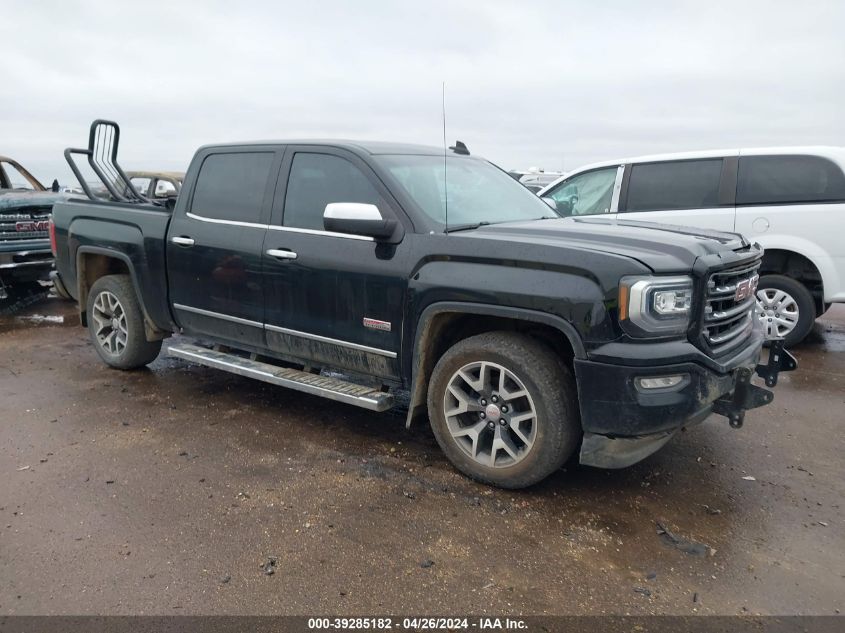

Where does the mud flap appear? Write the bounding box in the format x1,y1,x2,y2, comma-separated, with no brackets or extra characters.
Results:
712,340,797,429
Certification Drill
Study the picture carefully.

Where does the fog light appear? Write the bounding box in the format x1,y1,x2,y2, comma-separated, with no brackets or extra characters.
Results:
636,374,687,390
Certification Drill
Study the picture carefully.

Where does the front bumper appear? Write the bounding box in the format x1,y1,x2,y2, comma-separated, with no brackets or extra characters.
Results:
0,243,53,283
574,330,796,468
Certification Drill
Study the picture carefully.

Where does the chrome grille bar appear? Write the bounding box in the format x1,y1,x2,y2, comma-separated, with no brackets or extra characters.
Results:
701,259,761,355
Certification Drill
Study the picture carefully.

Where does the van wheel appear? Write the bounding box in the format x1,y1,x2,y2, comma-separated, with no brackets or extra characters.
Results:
427,331,580,489
756,274,815,347
86,275,162,369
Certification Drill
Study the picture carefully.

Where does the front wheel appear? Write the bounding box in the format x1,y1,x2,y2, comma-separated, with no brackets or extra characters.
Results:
427,331,581,489
86,274,162,369
756,274,815,347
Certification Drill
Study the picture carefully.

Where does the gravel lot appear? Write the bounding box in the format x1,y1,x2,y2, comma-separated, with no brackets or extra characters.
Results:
1,294,843,615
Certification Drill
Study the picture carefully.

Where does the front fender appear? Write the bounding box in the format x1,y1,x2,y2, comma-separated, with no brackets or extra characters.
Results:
403,301,587,429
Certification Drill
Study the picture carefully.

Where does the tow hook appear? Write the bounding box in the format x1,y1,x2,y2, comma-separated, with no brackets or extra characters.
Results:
713,340,798,429
755,339,798,388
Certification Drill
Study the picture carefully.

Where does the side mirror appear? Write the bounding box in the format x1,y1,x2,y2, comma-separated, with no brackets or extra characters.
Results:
541,196,573,216
51,179,60,193
323,203,396,239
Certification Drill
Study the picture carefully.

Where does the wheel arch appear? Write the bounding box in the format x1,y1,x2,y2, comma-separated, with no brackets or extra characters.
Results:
76,246,167,341
758,246,826,315
404,302,585,429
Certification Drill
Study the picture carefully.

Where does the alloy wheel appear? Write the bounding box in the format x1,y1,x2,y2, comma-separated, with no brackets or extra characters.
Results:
92,290,128,355
443,361,537,468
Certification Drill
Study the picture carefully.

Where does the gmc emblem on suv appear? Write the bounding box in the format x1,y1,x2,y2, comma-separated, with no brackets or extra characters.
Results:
735,274,760,302
15,220,49,232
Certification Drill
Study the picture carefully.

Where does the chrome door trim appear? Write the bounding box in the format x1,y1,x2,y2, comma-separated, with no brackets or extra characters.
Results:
266,224,374,242
185,211,373,242
186,212,267,230
172,304,397,359
173,303,264,328
265,323,397,358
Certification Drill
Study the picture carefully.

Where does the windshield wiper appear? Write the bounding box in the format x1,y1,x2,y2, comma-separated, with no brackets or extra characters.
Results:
444,221,490,233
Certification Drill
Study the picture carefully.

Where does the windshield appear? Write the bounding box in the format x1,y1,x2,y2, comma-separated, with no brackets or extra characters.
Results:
377,155,557,228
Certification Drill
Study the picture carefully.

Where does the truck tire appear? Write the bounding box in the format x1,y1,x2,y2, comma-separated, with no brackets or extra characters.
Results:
427,331,580,489
756,274,815,347
86,274,162,369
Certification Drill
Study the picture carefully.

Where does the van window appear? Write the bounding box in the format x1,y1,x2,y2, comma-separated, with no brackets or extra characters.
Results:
191,152,274,223
547,167,616,216
737,155,845,205
624,159,722,212
283,153,382,231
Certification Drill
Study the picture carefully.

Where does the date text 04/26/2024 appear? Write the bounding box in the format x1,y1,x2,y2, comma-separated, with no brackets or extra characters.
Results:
307,617,527,630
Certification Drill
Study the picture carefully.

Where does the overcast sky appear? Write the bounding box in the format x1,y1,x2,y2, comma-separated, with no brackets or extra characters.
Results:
2,0,844,185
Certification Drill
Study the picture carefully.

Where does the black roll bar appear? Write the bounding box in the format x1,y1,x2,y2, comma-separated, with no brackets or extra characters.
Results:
64,119,154,205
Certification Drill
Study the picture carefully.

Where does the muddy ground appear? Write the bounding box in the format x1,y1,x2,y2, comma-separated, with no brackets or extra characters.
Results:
1,293,842,615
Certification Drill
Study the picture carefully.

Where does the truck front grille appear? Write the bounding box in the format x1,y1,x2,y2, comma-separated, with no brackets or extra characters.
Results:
0,209,51,242
701,260,761,356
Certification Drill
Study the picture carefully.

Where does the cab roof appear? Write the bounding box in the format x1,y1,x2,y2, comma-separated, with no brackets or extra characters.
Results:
196,139,454,157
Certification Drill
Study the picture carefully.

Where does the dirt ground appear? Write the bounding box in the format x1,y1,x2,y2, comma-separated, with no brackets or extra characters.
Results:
1,294,842,616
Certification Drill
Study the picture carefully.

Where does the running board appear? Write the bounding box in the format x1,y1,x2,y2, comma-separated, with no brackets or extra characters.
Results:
167,343,394,412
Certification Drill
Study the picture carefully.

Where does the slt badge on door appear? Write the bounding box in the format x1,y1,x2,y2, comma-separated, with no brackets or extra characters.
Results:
363,317,392,332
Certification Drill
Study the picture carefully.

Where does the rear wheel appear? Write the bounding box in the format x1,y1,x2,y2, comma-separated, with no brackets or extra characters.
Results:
86,275,162,369
427,331,580,489
756,274,815,347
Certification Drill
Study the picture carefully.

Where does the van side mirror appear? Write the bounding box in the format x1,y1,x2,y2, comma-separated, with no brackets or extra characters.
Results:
542,196,573,216
51,179,60,192
323,203,397,239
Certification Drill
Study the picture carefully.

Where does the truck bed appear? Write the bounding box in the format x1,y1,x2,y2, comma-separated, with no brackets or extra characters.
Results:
51,198,175,331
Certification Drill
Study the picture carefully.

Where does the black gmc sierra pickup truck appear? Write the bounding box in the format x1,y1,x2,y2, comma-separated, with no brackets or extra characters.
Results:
50,121,795,488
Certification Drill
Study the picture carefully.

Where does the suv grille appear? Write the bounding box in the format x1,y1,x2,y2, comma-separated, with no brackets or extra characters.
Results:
701,260,761,356
0,208,51,242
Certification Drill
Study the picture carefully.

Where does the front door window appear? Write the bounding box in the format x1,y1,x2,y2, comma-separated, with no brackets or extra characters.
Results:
548,167,617,216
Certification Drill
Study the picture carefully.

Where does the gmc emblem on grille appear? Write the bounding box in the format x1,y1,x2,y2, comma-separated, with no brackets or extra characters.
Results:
734,274,760,302
15,220,49,232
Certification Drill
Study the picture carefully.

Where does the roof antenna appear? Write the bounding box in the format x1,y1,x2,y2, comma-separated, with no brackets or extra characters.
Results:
441,82,449,233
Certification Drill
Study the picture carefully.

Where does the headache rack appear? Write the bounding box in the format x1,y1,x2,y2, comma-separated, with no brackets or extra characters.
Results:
64,119,157,206
700,259,762,356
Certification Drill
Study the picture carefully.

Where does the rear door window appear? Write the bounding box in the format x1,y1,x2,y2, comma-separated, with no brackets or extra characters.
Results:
190,152,274,223
624,159,723,212
737,155,845,205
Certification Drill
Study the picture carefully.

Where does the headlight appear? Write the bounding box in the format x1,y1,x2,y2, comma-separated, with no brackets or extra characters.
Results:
619,275,694,337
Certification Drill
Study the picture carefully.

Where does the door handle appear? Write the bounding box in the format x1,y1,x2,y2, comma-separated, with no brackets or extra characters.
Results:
266,248,297,260
171,236,195,246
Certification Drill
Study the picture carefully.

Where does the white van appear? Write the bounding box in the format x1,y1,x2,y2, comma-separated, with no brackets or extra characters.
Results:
539,147,845,345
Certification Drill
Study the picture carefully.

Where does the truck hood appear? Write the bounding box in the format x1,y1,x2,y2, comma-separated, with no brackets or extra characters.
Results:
455,217,750,273
0,191,72,211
